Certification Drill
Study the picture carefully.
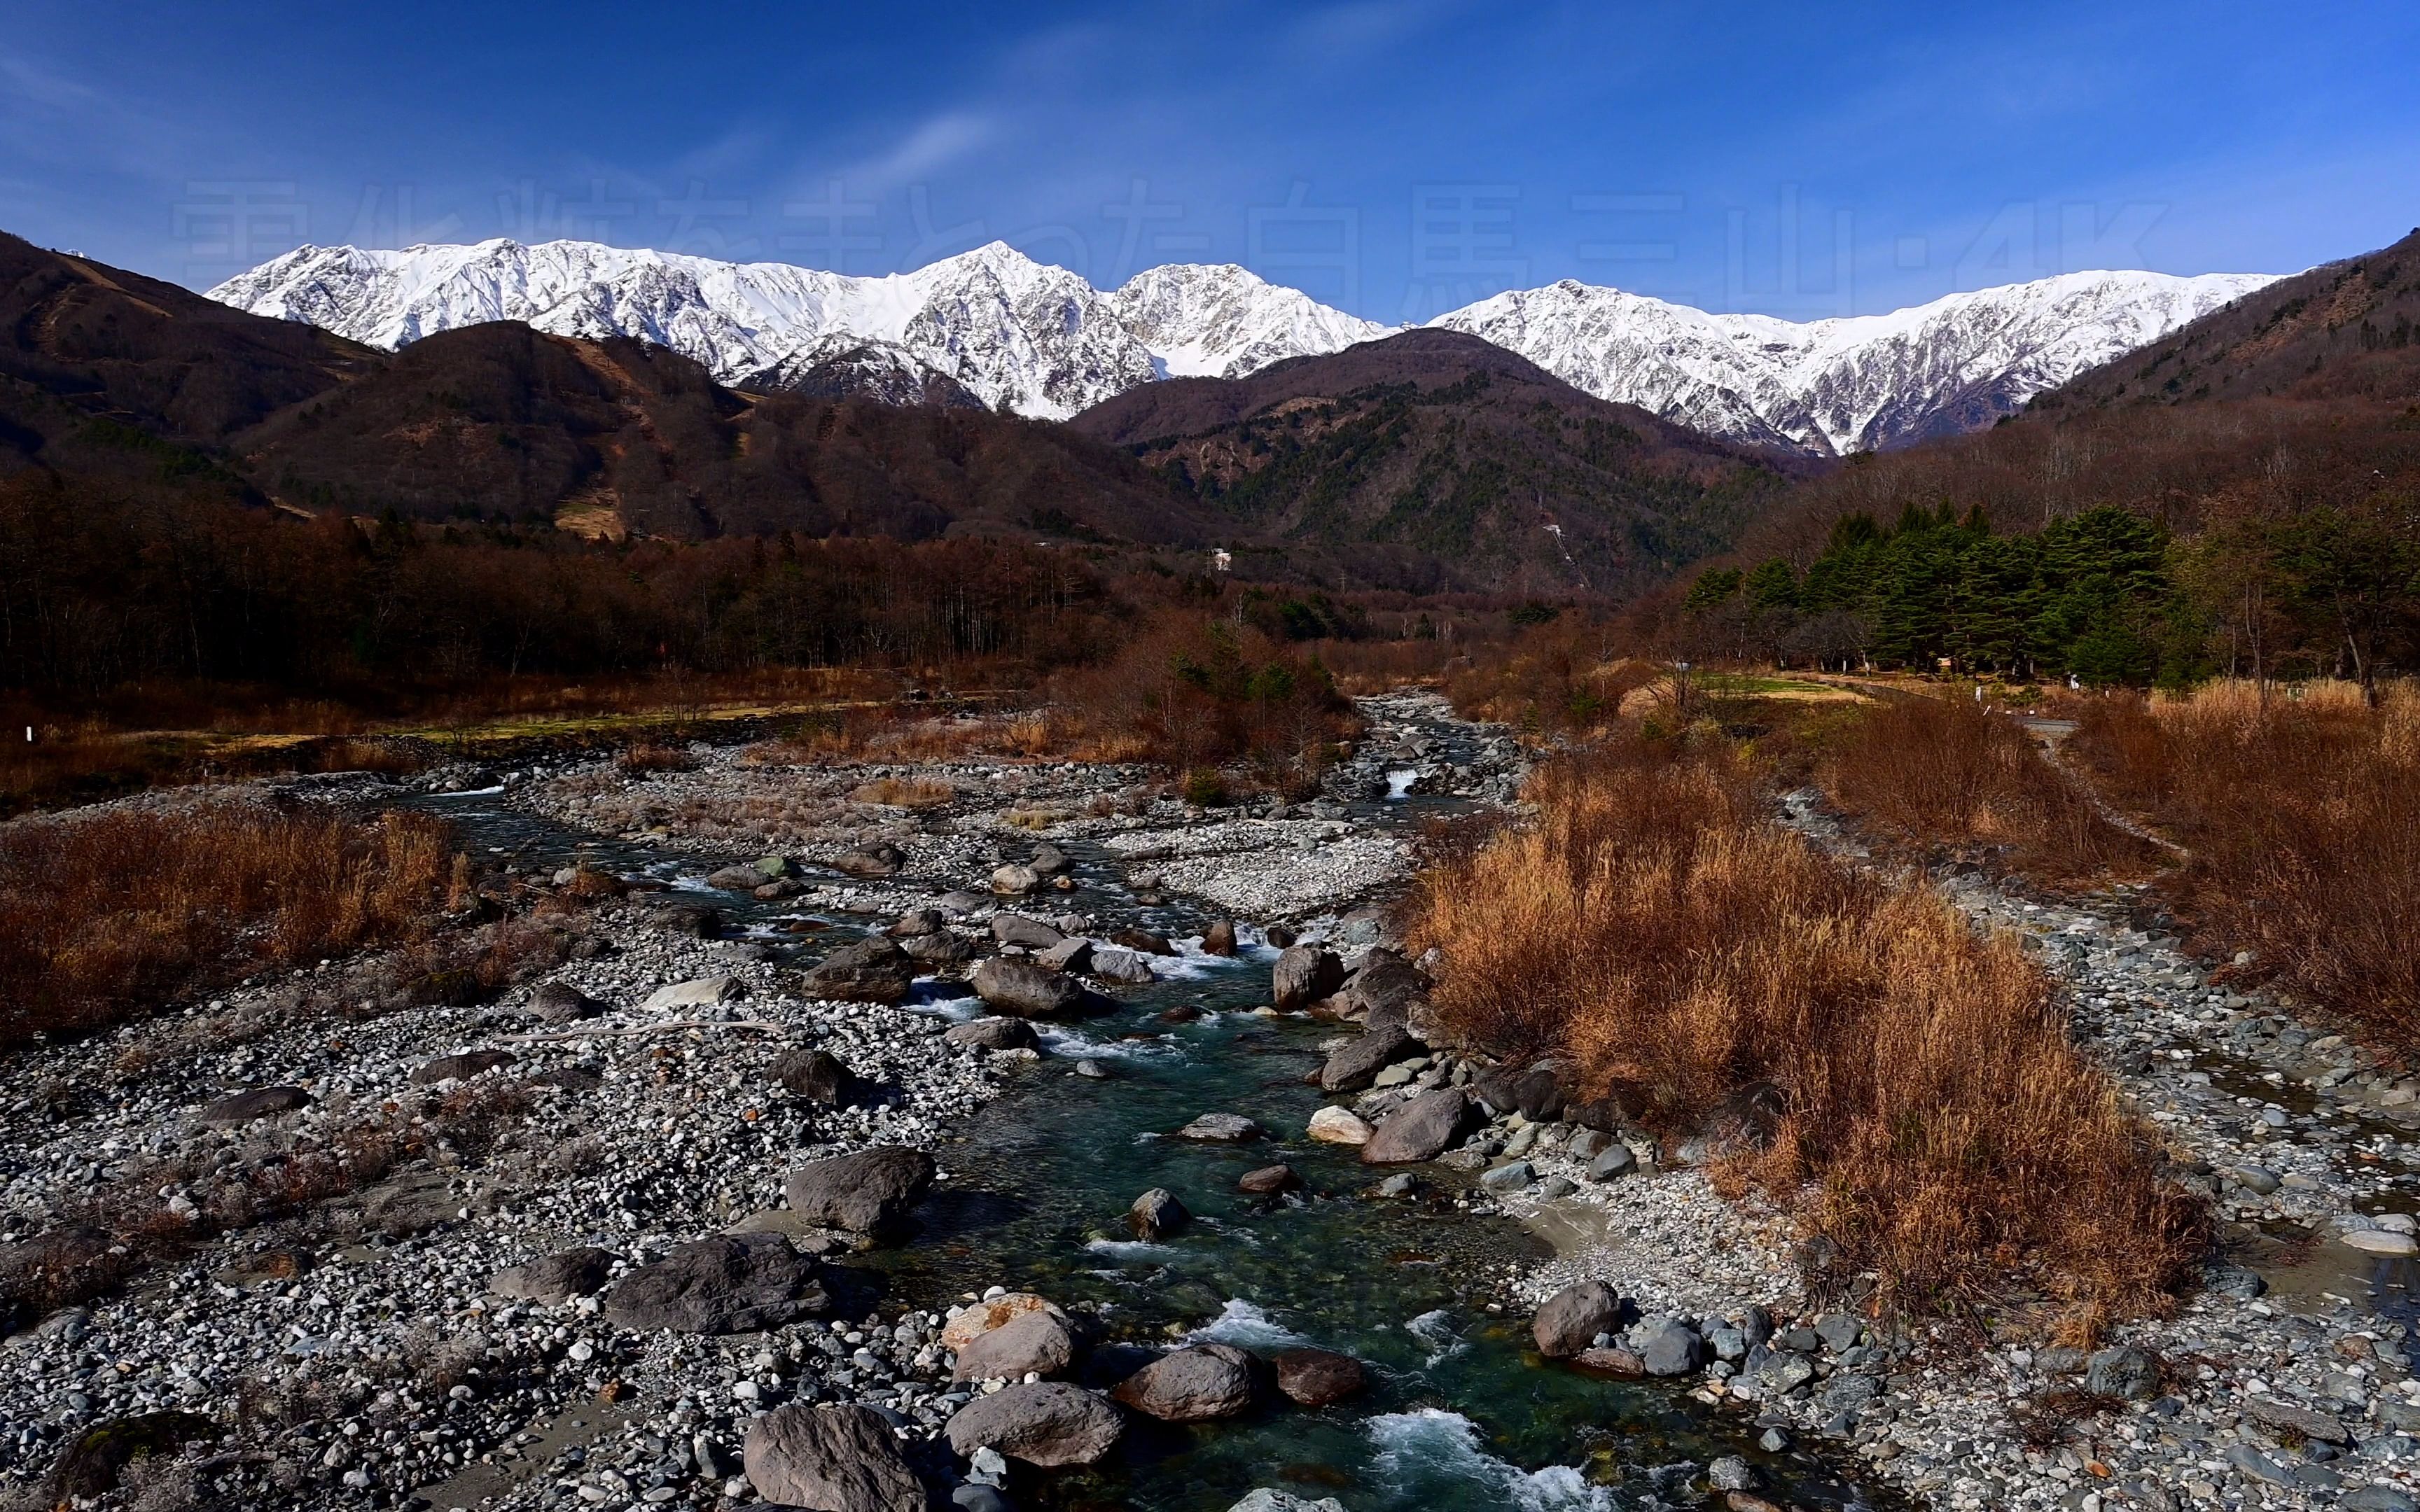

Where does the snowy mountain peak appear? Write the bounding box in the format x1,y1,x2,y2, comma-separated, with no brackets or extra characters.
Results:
210,237,2278,449
1428,267,2281,454
208,237,1371,421
1108,264,1390,379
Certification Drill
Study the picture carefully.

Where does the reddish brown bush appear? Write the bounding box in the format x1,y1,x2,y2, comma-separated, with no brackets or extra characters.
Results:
1816,694,2163,884
1409,738,2204,1328
2069,680,2420,1043
0,803,455,1046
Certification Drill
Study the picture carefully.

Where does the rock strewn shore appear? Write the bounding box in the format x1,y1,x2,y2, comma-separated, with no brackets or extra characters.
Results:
1445,787,2420,1512
0,693,1539,1511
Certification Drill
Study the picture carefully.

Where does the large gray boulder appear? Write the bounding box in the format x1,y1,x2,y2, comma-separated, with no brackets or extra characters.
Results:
1228,1494,1346,1512
990,913,1064,950
1631,1316,1704,1376
601,1233,826,1333
830,844,905,878
784,1147,936,1237
197,1086,311,1126
527,980,605,1022
1319,1027,1417,1092
951,1308,1079,1383
900,930,974,965
1035,937,1094,973
944,1017,1040,1052
943,1382,1124,1466
1359,1088,1473,1164
1112,1344,1257,1422
410,1049,516,1085
642,975,746,1011
1175,1113,1264,1142
489,1246,615,1304
1272,946,1345,1011
773,1049,864,1107
1532,1280,1625,1358
1272,1348,1366,1406
1129,1188,1190,1239
1089,946,1153,984
1337,948,1430,1030
970,957,1083,1018
743,1404,924,1512
798,937,916,1004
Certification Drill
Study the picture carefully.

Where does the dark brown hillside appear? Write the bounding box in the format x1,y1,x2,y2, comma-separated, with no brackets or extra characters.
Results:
1711,232,2420,568
231,321,1219,544
0,231,376,453
1071,328,1809,596
2040,227,2420,411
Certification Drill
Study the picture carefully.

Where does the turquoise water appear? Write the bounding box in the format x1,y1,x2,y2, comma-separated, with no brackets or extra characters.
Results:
413,767,1878,1512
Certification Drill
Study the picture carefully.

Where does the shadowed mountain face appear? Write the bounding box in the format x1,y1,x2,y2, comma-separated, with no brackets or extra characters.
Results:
229,321,1218,543
0,231,377,471
1711,231,2420,570
0,233,1799,592
2034,227,2420,413
0,232,1214,547
1069,328,1808,596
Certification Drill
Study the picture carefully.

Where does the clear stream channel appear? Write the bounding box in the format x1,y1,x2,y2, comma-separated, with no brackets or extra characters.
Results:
408,727,1882,1512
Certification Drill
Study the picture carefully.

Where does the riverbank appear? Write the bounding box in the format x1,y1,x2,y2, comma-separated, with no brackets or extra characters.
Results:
1468,780,2420,1512
31,686,2404,1512
13,694,1865,1512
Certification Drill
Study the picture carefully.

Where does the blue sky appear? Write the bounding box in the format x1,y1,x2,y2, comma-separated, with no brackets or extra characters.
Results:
4,0,2416,321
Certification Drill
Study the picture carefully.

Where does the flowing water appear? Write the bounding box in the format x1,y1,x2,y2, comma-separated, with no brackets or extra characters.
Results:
409,727,1879,1512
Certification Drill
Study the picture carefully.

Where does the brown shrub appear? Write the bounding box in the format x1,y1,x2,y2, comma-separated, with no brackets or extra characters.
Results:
618,742,697,774
310,738,426,777
744,706,1063,765
2068,680,2420,1042
396,916,576,1005
848,776,956,808
0,804,455,1046
1815,694,2162,884
1408,738,2204,1326
1045,617,1357,778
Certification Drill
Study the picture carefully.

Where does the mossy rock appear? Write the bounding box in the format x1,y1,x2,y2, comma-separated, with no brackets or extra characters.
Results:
48,1411,216,1497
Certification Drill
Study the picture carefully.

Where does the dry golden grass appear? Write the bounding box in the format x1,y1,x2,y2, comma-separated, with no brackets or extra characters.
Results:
617,741,698,774
1440,630,1659,737
848,776,957,808
1313,636,1469,694
744,709,1069,766
1814,694,2163,884
2069,680,2420,1043
1409,738,2204,1328
0,804,457,1046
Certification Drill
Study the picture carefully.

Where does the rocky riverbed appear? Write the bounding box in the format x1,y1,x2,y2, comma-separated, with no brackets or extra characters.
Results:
20,689,2407,1512
7,694,1718,1512
1456,787,2420,1512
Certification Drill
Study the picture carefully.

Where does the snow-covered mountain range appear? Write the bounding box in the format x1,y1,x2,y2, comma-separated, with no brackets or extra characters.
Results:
1431,269,2279,453
209,239,2276,451
207,239,1379,421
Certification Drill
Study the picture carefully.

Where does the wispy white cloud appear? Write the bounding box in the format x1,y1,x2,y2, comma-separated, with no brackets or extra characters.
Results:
839,111,996,195
1288,0,1459,59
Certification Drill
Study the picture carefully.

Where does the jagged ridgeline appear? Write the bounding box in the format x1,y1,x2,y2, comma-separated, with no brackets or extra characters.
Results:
209,237,2275,454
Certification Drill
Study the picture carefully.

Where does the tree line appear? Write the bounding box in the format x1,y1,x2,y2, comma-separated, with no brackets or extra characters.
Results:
0,470,1137,709
1681,501,2420,689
